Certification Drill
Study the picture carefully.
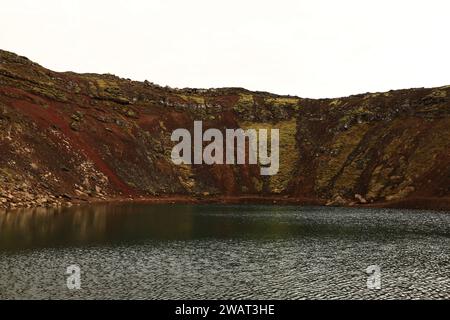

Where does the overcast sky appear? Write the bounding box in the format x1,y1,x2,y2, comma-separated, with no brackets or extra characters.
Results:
1,0,449,98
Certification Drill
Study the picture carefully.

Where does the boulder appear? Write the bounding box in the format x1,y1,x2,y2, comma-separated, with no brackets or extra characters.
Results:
354,194,367,204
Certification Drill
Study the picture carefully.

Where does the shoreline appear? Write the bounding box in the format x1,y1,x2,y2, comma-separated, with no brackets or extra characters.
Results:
2,195,450,212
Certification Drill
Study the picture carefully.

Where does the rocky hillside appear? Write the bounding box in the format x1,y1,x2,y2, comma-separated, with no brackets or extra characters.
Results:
0,49,449,210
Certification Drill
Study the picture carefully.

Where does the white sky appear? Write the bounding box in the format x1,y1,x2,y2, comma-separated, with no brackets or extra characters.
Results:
1,0,449,98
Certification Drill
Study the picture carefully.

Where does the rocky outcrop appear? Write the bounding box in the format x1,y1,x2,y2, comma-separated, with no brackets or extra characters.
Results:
0,49,449,210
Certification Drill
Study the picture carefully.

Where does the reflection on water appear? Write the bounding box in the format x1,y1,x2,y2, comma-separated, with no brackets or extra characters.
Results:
0,204,197,250
0,204,449,299
0,204,299,250
1,204,450,251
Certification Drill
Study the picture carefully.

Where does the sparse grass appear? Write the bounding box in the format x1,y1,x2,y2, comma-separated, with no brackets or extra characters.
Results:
29,86,68,102
233,94,254,115
241,119,298,193
238,94,254,105
178,94,205,105
316,124,370,194
428,89,447,98
96,79,120,92
96,79,110,89
329,99,341,107
265,97,299,106
339,106,374,126
364,93,381,99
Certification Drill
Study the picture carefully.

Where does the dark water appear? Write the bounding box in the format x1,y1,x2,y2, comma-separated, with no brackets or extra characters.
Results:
0,204,449,299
